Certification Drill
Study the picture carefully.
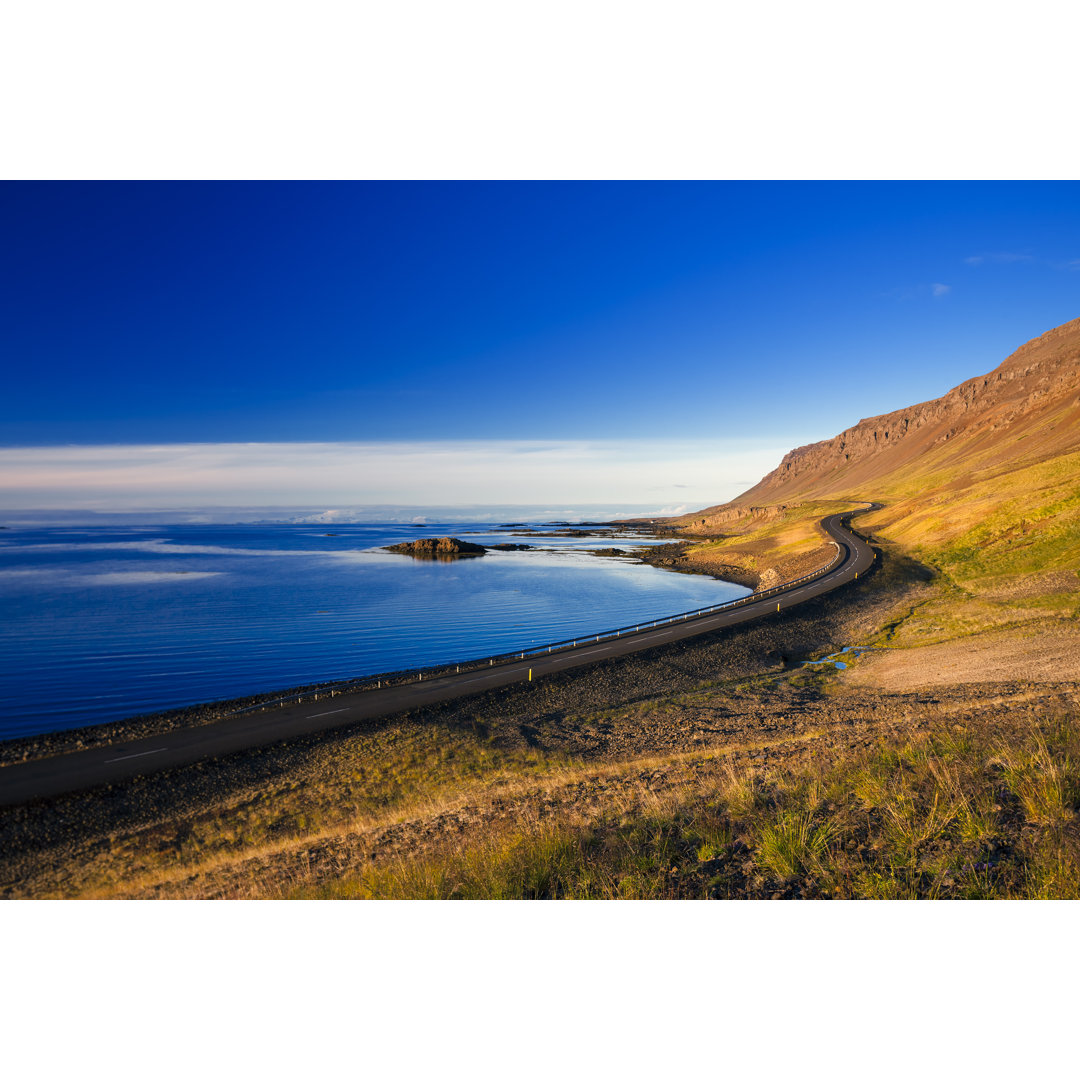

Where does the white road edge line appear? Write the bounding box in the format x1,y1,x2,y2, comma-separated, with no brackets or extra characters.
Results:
104,747,169,763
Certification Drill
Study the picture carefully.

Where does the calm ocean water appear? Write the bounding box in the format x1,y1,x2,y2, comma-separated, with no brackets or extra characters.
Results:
0,522,748,740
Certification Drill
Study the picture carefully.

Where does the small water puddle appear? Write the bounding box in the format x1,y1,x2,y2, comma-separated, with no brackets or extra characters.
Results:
801,645,878,671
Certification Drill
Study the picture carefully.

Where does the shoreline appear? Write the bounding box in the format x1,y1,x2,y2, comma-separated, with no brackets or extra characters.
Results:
0,525,755,767
633,539,762,589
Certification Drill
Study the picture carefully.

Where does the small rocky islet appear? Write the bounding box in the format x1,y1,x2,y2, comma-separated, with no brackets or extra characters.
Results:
385,537,487,558
384,536,532,559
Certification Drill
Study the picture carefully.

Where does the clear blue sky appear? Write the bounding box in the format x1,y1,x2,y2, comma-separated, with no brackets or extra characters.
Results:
5,181,1080,444
3,181,1080,512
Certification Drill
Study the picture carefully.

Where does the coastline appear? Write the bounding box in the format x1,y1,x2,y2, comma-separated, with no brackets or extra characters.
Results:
633,535,838,592
0,523,756,763
634,539,761,589
0,521,752,752
611,514,841,592
0,572,757,772
0,519,851,773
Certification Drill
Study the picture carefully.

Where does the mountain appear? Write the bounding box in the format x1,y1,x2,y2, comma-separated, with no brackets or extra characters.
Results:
731,315,1080,506
672,316,1080,587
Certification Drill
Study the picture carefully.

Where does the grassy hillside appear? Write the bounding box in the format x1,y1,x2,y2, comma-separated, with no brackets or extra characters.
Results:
667,442,1080,650
865,448,1080,584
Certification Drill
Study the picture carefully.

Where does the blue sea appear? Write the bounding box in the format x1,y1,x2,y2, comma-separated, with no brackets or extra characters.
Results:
0,522,748,740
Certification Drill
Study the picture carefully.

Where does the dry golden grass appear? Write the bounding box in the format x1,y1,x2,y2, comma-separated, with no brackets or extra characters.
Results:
18,676,1073,901
287,713,1080,900
14,722,575,899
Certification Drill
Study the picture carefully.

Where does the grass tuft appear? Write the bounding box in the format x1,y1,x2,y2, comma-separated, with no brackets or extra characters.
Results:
757,812,834,880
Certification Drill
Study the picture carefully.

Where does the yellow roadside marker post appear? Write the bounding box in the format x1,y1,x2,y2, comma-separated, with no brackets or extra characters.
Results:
528,669,532,682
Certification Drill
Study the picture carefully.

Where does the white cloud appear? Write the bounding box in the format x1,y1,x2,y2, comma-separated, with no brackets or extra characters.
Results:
0,440,794,513
931,282,951,297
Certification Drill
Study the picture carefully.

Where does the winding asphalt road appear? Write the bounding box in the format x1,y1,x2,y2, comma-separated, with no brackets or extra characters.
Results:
0,507,878,807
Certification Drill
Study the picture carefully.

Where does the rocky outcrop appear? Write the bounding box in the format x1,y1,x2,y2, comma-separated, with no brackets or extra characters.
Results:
386,537,486,558
756,567,782,591
684,505,788,530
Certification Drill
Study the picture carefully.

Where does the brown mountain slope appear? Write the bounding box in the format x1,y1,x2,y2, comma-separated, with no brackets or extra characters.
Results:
691,315,1080,517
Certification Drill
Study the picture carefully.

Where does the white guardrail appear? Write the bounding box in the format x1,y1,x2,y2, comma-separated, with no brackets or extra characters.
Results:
225,530,859,719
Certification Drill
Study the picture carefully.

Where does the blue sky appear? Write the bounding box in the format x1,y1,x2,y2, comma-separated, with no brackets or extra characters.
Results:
4,181,1080,513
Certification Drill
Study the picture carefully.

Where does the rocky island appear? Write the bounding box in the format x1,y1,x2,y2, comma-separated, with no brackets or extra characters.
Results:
385,536,487,558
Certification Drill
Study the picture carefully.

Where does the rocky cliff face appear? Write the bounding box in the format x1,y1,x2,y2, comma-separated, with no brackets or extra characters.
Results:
697,316,1080,518
680,504,789,530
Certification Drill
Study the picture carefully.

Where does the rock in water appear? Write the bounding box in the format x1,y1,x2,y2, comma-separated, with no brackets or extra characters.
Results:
385,536,487,559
